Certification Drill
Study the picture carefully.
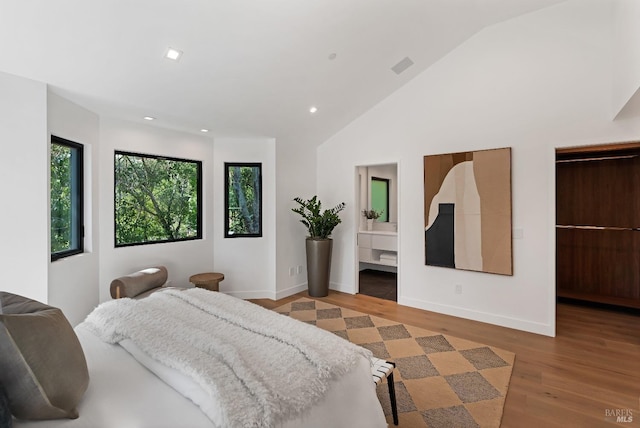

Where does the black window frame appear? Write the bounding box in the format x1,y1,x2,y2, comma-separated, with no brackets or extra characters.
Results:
224,162,263,238
114,150,203,248
51,136,84,261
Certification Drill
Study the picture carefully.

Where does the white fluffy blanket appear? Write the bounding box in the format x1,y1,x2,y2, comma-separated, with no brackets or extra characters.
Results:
83,288,372,428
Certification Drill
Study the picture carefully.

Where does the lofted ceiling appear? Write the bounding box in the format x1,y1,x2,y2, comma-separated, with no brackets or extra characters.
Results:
0,0,564,145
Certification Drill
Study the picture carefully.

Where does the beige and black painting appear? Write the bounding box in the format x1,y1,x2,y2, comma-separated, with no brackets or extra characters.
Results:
423,147,512,275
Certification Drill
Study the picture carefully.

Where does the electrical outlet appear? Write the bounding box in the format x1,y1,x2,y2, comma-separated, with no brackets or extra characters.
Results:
289,267,295,277
297,265,303,275
455,284,462,294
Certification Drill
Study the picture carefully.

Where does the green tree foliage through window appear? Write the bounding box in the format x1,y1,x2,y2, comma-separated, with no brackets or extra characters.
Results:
225,163,262,237
115,151,202,246
51,136,83,260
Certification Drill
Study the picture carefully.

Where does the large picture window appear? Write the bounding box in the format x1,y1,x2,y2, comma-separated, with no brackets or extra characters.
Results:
115,151,202,247
225,163,262,238
51,136,84,261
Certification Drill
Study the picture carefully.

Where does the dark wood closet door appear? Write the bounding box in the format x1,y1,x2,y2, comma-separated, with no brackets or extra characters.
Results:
556,146,640,308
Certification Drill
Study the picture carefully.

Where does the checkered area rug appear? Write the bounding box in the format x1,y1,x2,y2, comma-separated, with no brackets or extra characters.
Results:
274,298,515,428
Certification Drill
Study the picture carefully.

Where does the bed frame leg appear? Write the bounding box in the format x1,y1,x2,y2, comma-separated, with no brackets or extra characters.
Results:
387,366,398,425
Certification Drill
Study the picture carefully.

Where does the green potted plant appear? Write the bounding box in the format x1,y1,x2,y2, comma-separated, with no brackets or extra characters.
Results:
362,209,383,230
292,196,346,297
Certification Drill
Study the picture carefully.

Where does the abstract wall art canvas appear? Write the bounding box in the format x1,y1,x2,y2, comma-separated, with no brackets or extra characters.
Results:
424,147,512,275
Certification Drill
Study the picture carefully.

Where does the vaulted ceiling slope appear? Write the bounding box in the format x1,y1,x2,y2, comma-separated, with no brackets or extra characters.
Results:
0,0,564,145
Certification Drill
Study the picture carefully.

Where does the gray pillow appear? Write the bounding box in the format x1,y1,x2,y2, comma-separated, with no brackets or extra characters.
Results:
110,266,168,299
0,292,89,420
0,384,11,428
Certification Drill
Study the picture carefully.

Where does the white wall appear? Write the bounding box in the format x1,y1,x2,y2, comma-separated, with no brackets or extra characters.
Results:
275,139,317,298
213,138,276,298
613,0,640,117
0,71,48,303
317,0,640,336
98,118,215,302
47,92,100,326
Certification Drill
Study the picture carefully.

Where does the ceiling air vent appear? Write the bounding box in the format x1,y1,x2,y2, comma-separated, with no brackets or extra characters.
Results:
391,57,414,75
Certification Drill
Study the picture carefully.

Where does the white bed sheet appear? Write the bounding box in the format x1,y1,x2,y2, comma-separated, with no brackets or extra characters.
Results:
14,324,387,428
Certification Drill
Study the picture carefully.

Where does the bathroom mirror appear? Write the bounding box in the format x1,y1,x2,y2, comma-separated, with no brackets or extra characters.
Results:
371,177,389,222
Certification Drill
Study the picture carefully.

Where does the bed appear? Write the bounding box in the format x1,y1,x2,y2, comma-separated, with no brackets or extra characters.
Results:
1,287,387,428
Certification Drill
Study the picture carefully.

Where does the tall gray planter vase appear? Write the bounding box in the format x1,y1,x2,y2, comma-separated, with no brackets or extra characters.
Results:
306,238,333,297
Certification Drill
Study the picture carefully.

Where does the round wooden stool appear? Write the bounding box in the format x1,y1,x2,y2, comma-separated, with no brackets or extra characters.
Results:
189,272,224,292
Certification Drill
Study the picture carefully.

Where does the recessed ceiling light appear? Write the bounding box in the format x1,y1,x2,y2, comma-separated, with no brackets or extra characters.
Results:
328,53,337,60
165,47,183,61
309,106,318,114
200,129,209,133
143,116,155,121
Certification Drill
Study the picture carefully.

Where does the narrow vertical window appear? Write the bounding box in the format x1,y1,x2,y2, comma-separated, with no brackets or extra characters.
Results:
371,177,389,222
51,136,84,260
225,163,262,238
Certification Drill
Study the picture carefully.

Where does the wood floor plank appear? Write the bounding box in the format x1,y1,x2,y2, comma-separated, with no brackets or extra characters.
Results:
252,291,640,427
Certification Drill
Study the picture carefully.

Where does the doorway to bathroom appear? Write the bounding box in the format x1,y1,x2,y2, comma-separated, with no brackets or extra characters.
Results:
355,163,398,302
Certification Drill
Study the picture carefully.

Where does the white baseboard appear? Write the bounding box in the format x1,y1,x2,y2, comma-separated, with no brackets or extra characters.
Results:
330,281,356,295
275,283,308,300
398,296,555,337
224,290,277,300
224,282,308,301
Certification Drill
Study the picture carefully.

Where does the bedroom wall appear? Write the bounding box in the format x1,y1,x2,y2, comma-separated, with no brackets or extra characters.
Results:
275,139,318,298
612,0,640,117
212,138,277,298
47,92,100,326
0,71,49,303
98,118,215,303
316,0,640,336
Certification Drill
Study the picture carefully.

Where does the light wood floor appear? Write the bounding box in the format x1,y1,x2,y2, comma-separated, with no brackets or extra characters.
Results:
252,291,640,427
